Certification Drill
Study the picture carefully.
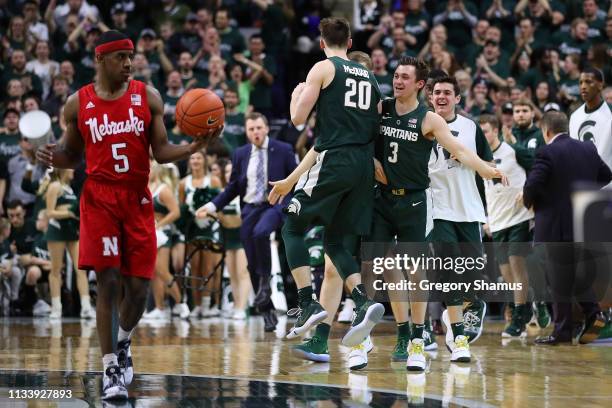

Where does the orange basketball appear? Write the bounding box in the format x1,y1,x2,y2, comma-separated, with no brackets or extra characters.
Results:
175,88,225,138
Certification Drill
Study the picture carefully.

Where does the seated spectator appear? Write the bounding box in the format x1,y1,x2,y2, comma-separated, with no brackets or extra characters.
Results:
17,209,52,317
0,216,20,315
7,200,37,257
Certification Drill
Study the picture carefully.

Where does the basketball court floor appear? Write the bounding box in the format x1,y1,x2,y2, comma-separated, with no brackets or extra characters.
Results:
0,316,610,407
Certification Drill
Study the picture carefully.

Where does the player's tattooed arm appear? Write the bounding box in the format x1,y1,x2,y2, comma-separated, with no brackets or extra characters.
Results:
36,92,84,169
147,85,222,163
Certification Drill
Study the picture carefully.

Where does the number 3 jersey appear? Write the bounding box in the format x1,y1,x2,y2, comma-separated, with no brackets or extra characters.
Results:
377,99,432,190
77,80,152,187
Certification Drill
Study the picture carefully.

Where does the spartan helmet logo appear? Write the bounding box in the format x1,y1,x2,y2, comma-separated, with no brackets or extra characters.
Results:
286,198,301,215
578,120,597,143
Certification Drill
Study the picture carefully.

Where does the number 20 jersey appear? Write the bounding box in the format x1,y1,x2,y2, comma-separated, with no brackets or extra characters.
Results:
77,80,152,188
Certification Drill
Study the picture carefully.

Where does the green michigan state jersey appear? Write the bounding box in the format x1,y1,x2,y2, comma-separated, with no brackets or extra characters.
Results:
378,99,432,190
314,56,382,151
222,112,247,153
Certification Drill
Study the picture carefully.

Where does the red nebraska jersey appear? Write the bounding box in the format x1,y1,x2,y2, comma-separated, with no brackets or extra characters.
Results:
77,80,152,188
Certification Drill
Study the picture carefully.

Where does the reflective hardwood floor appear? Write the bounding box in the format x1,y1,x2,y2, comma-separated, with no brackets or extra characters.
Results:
0,316,610,407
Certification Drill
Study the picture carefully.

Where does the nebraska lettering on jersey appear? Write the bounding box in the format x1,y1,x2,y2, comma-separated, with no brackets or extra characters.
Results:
85,108,145,143
78,80,152,186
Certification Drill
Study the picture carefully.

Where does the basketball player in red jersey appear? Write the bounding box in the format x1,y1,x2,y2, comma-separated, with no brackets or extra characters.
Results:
36,31,221,401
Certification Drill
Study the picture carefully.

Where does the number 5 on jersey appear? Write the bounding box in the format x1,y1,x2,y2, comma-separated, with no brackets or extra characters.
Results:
112,143,130,173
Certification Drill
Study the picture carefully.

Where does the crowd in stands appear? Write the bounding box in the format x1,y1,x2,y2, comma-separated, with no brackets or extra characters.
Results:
0,0,610,319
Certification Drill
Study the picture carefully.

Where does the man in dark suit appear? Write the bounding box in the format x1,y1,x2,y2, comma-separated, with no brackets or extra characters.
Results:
198,112,297,331
523,111,612,345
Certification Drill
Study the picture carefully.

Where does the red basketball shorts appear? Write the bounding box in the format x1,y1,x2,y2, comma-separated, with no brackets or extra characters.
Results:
79,179,156,279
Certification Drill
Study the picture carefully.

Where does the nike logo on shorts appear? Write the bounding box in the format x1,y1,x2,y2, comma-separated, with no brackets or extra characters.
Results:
412,201,423,207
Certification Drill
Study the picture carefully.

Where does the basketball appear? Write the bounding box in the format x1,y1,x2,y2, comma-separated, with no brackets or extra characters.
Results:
175,88,225,138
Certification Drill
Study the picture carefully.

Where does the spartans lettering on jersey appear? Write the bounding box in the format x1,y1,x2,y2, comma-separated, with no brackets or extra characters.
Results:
381,125,418,141
85,108,145,143
342,64,370,79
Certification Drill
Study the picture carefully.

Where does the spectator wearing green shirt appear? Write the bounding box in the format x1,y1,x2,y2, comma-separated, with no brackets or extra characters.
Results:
109,3,140,43
177,51,208,91
474,40,510,89
403,0,430,49
463,19,489,68
367,12,417,56
245,34,275,119
371,48,393,98
581,0,606,42
162,71,184,129
215,8,246,61
481,0,515,45
514,0,566,44
136,29,174,88
518,48,557,99
556,18,591,58
557,53,581,109
432,0,478,51
512,18,545,62
221,88,247,154
505,98,545,166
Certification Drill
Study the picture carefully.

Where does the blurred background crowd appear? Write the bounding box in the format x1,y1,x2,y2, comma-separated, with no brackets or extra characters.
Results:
0,0,610,323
